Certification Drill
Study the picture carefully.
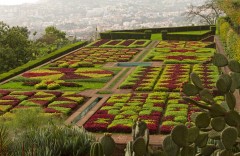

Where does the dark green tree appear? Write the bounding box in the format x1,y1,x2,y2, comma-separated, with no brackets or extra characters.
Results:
0,22,36,73
37,26,68,45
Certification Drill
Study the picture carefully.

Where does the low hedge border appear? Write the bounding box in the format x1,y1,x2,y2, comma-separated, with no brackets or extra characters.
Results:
0,41,87,82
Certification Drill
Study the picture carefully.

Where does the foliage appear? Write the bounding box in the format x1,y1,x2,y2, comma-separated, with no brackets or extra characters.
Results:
218,18,240,60
0,21,36,73
0,41,87,82
217,0,240,25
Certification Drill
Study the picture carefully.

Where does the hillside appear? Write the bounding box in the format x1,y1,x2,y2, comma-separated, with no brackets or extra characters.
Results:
1,24,240,155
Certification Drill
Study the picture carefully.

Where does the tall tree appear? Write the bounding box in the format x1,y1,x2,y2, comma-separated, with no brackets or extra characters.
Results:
37,26,68,45
216,0,240,25
183,0,223,25
0,22,36,73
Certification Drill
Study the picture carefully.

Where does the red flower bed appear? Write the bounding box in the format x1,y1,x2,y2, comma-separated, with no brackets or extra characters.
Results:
106,40,121,45
119,40,135,46
0,100,19,106
22,72,58,77
50,103,78,109
0,90,10,96
167,55,197,61
44,108,61,113
90,39,110,47
29,100,50,106
108,125,132,133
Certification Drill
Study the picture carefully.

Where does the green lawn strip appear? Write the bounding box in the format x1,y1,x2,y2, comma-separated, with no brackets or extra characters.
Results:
0,81,105,91
168,30,210,35
107,68,130,89
151,33,162,40
134,48,152,62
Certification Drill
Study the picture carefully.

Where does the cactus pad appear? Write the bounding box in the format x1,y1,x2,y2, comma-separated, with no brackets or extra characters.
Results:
224,110,240,127
201,145,217,156
191,72,203,89
195,133,208,148
195,112,211,129
221,127,238,150
216,74,232,93
188,127,200,143
209,104,227,117
182,83,199,96
163,136,179,156
171,125,188,147
180,146,195,156
225,92,236,110
228,60,240,73
211,117,226,132
133,137,147,156
99,133,115,156
212,53,228,67
199,89,214,104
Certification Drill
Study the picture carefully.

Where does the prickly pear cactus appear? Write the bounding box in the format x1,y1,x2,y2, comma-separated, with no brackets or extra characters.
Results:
99,133,115,156
180,53,240,155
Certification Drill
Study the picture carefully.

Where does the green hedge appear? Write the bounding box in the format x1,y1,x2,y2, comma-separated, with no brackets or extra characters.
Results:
0,41,87,82
163,30,215,41
218,18,240,60
111,25,212,33
100,32,151,39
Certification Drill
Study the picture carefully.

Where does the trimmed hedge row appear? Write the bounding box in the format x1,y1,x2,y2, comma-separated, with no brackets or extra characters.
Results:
162,30,215,41
111,25,213,33
218,18,240,60
100,32,151,39
0,41,87,82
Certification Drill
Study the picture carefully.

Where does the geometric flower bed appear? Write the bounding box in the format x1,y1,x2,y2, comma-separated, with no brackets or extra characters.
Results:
154,64,190,92
144,48,215,64
86,39,151,48
119,66,162,91
84,92,168,134
1,67,119,90
192,64,219,89
155,40,213,48
160,93,224,133
52,48,141,66
0,90,86,116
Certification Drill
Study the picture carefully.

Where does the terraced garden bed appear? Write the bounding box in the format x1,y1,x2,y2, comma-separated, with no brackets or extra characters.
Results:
86,39,151,48
144,48,215,64
0,67,121,91
0,90,86,116
51,48,141,66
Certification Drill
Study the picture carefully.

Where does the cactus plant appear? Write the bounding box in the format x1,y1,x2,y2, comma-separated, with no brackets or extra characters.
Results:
182,83,199,96
211,117,226,132
171,125,188,147
221,127,238,150
225,92,236,110
212,53,228,67
163,136,179,156
195,112,211,129
90,142,104,156
228,60,240,73
132,137,147,156
99,133,115,156
190,72,203,89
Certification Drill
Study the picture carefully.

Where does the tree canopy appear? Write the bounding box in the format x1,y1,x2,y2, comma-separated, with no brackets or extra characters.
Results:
0,22,36,73
216,0,240,25
183,0,223,25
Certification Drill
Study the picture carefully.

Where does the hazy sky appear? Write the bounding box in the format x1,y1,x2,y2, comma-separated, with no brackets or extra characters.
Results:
0,0,38,5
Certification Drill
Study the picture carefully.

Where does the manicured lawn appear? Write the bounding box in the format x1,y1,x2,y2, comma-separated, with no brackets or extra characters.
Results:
168,30,210,35
151,33,162,40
